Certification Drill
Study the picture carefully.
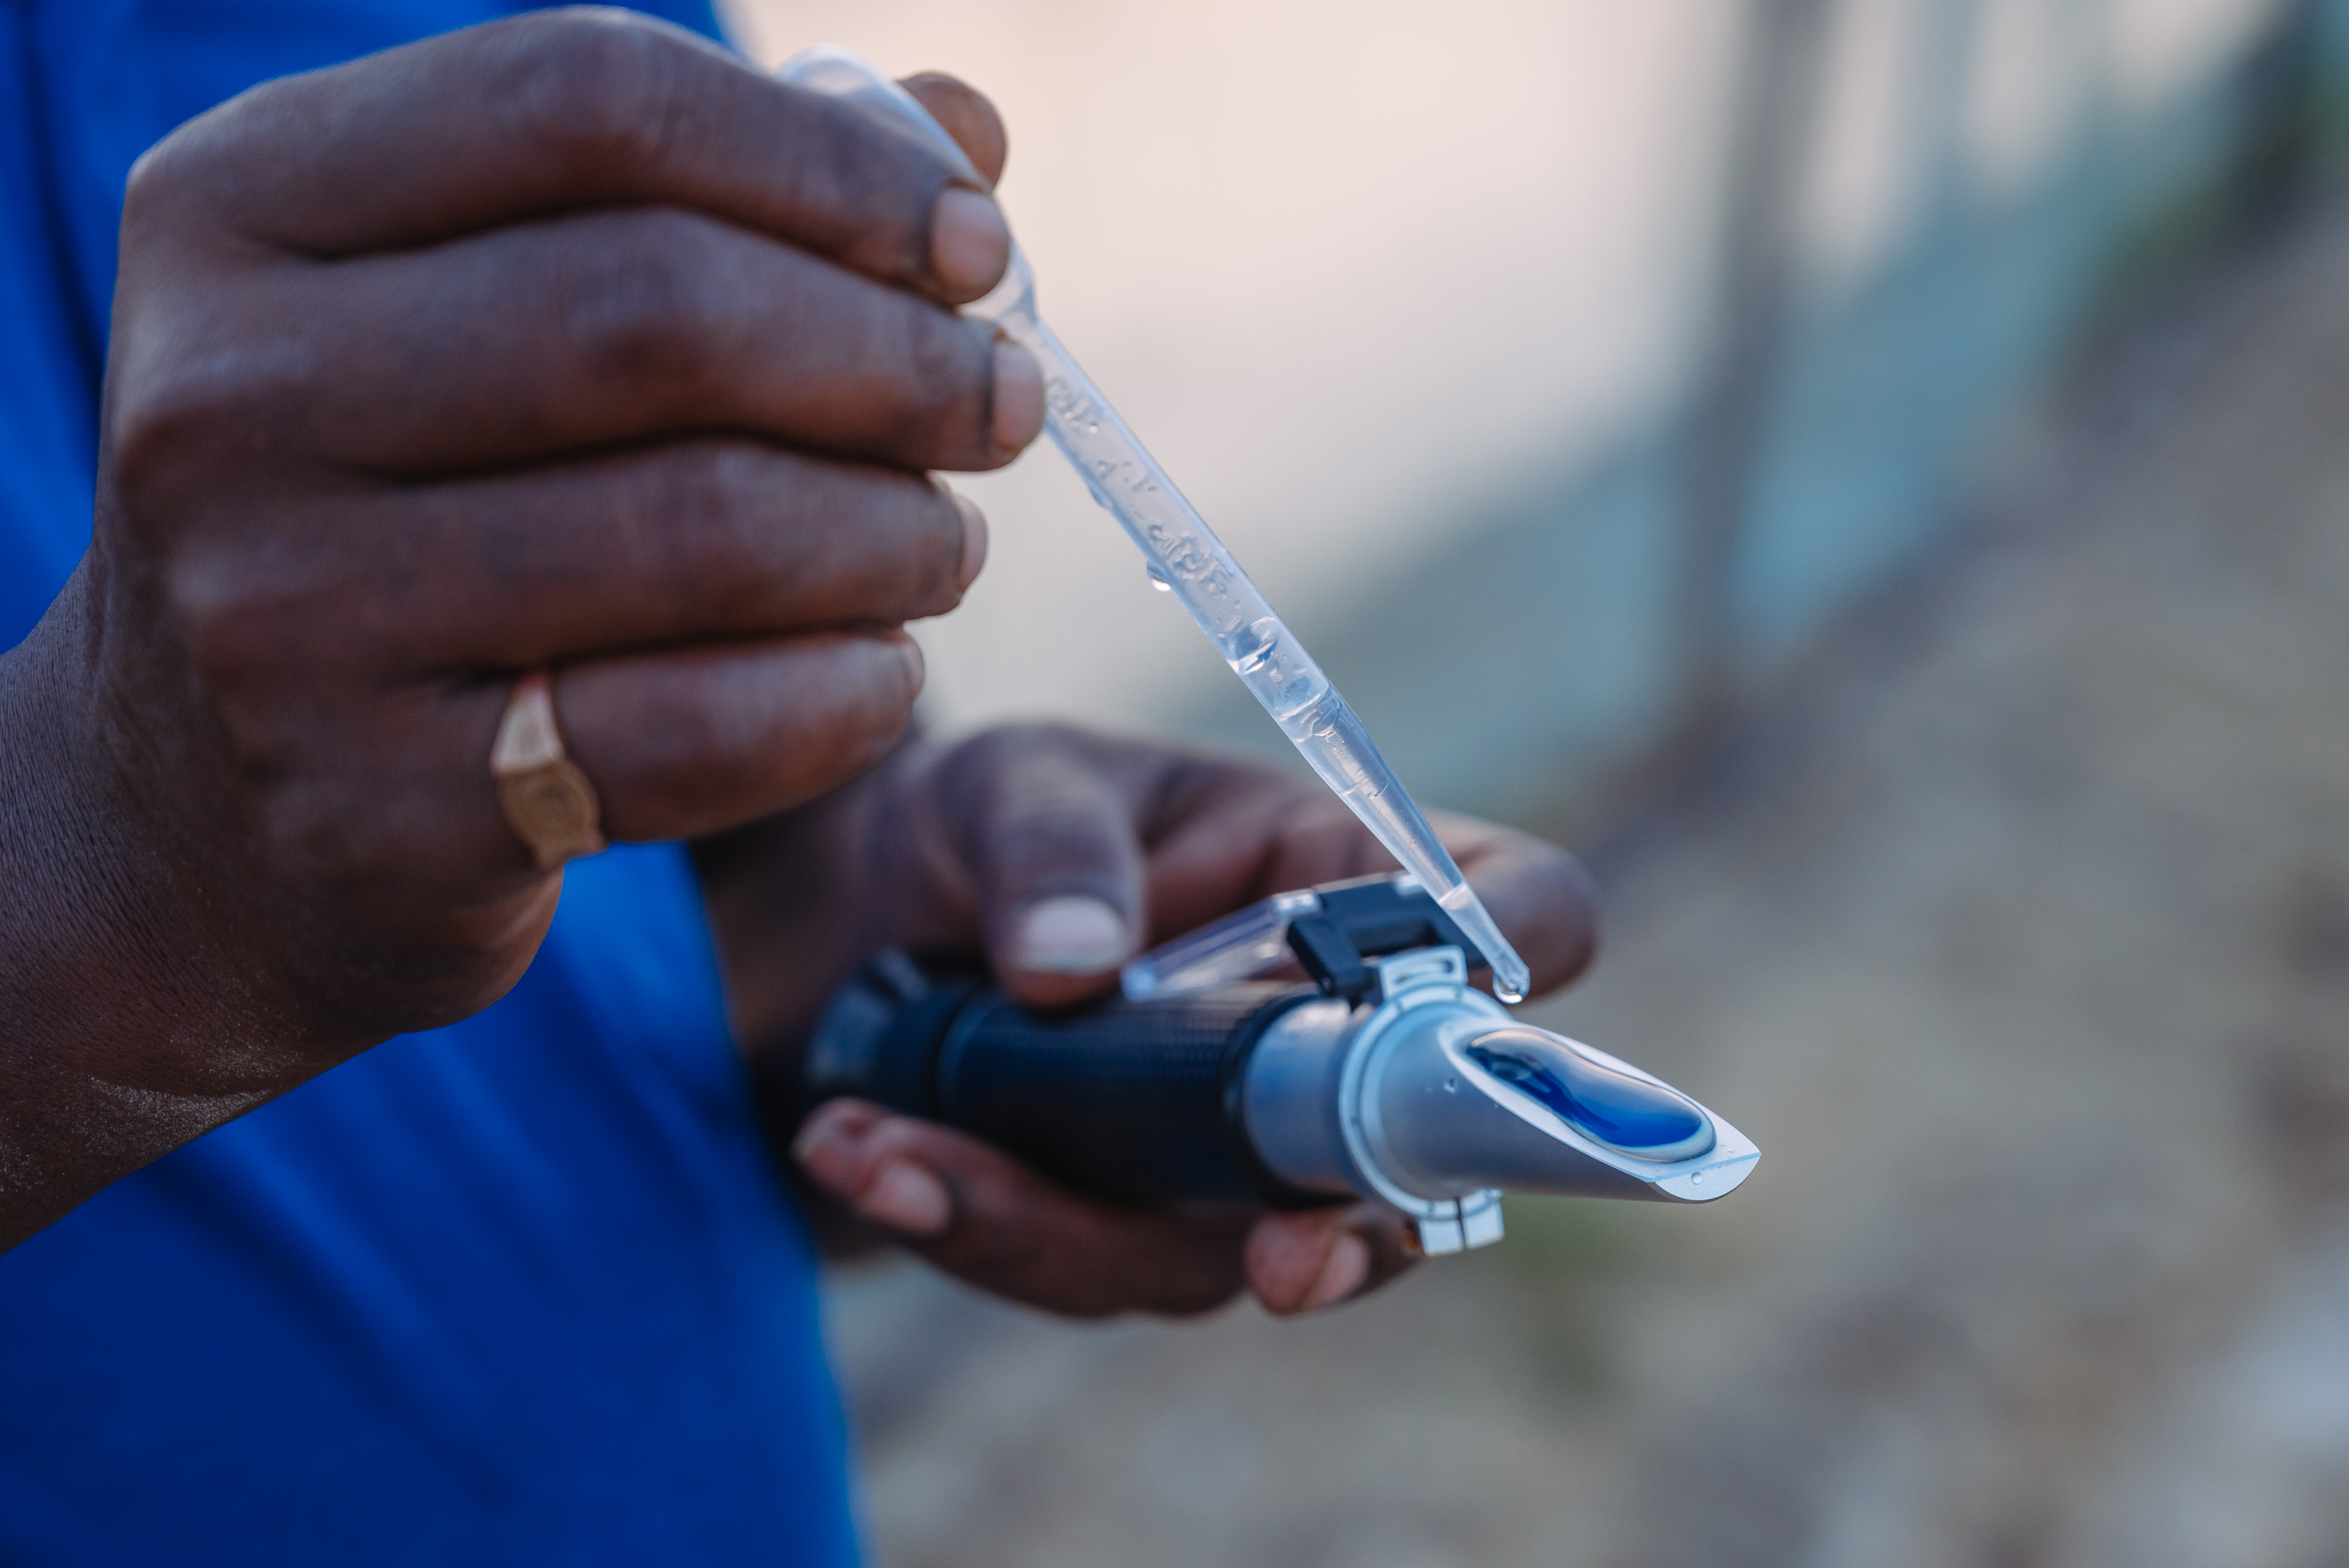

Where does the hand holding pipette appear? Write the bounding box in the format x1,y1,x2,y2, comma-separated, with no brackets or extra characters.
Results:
776,46,1535,1003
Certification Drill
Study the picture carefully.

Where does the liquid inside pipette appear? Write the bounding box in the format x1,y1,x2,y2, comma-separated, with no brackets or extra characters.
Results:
774,47,1534,1004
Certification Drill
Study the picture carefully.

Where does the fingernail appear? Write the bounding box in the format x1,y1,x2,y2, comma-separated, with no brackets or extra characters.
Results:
1302,1232,1371,1311
950,491,988,591
792,1122,842,1171
931,185,1009,297
1011,895,1131,975
791,1096,870,1164
891,637,925,697
857,1159,953,1235
992,338,1045,453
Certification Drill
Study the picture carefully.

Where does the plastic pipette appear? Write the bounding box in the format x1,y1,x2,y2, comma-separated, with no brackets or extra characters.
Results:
777,47,1534,1003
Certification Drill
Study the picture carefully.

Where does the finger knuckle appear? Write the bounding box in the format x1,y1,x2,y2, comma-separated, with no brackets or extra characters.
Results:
771,99,938,278
118,83,263,242
108,391,215,528
669,440,772,573
882,311,991,455
561,208,733,397
110,368,224,492
150,574,340,840
108,335,313,538
118,140,189,243
685,449,967,622
852,475,971,618
497,9,703,179
164,542,310,698
648,442,804,615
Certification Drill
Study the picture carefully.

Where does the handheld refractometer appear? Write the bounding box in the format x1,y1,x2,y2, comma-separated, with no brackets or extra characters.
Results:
805,873,1757,1255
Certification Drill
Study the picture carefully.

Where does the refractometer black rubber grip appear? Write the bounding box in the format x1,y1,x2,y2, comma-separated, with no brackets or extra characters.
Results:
858,981,1331,1208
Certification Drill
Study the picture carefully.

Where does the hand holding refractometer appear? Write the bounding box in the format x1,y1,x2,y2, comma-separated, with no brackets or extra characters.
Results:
779,54,1756,1255
808,874,1757,1255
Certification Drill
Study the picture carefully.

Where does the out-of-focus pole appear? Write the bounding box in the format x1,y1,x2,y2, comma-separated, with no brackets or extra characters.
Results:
2232,0,2324,230
1672,0,1837,738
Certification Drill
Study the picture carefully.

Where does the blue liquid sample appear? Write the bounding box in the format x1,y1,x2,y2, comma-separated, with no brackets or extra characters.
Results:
1461,1029,1715,1163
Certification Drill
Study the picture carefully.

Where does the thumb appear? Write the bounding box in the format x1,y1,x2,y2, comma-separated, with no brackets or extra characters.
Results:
937,727,1148,1007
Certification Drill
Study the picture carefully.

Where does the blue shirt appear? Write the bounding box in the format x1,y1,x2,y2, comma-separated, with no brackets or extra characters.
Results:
0,4,858,1561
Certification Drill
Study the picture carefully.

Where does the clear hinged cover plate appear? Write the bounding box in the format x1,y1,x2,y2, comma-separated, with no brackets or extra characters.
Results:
1119,888,1326,1001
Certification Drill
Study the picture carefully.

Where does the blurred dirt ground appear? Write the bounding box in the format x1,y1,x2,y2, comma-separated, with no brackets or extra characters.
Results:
819,202,2349,1568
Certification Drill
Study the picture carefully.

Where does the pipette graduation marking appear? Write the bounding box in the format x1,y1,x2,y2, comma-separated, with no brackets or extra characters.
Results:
776,47,1534,1003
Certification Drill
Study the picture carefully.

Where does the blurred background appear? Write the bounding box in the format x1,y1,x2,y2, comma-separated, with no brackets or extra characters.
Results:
725,2,2349,1564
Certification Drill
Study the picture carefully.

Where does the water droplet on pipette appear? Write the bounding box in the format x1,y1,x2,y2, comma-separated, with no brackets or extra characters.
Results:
1494,980,1527,1004
1147,564,1172,592
1229,617,1280,676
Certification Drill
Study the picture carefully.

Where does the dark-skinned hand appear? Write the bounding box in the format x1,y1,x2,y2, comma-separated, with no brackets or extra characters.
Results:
0,11,1043,1248
696,726,1597,1319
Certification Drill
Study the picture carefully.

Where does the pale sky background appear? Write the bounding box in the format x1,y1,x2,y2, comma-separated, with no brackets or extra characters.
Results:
720,0,2285,741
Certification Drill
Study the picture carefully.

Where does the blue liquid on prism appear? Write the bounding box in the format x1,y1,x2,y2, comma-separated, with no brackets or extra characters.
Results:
1462,1029,1715,1162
